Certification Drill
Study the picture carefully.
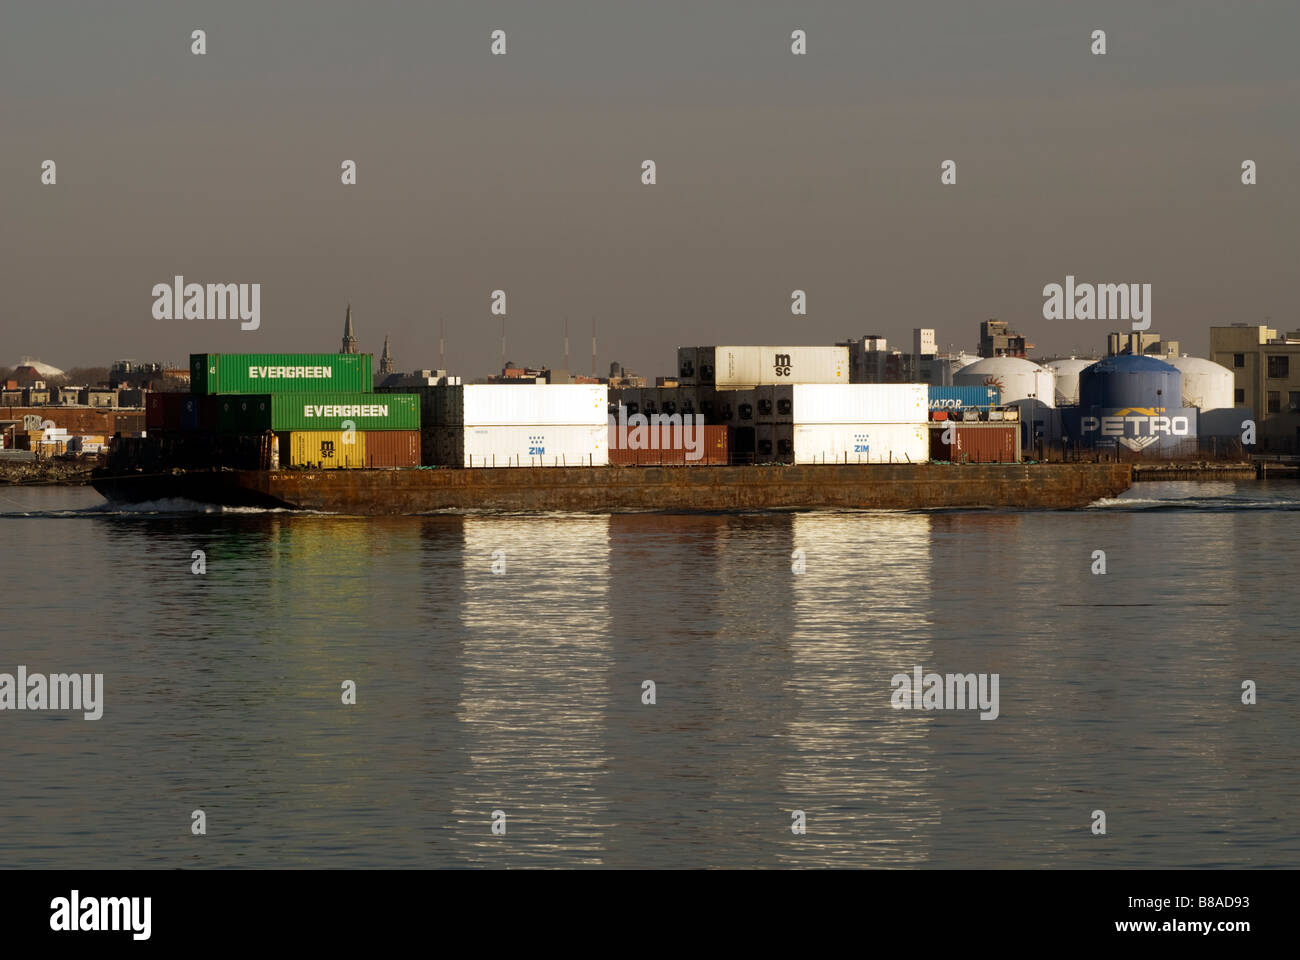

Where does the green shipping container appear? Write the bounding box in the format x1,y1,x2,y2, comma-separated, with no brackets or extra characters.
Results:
216,393,419,433
191,353,373,395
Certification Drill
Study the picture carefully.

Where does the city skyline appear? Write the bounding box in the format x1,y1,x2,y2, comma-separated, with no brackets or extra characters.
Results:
4,2,1298,370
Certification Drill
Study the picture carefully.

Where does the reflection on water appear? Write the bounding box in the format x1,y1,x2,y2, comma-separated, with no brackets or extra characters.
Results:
0,483,1297,868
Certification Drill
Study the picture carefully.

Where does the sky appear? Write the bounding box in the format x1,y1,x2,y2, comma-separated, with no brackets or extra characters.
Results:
2,1,1297,377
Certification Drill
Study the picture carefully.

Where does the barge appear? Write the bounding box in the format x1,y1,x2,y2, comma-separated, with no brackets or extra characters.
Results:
90,462,1133,514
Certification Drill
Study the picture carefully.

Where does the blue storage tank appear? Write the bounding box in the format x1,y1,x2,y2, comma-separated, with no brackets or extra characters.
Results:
1079,355,1182,409
1075,355,1195,453
928,385,1000,410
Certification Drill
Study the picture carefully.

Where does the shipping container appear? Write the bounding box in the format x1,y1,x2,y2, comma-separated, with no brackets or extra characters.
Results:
420,384,606,426
928,423,1020,463
216,393,419,433
700,346,849,387
191,353,374,395
791,384,927,424
427,424,608,467
927,384,1001,410
364,430,420,467
146,393,185,430
792,423,930,464
755,385,794,423
278,431,367,468
712,388,758,424
608,423,727,465
676,347,700,385
756,423,794,462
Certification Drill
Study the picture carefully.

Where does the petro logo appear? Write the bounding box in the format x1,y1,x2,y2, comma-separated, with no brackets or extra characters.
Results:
1081,407,1190,451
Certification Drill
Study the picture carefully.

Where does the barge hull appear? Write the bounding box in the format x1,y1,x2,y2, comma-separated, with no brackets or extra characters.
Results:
92,463,1132,514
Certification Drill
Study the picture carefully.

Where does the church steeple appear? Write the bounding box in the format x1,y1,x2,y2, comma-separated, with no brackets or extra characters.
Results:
379,334,395,374
341,303,358,355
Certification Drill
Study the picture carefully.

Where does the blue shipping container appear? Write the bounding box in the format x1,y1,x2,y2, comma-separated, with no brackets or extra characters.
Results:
928,385,1001,410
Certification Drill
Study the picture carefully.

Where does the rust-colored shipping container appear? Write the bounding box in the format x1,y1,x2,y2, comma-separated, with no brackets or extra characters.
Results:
146,393,185,430
609,423,728,465
929,423,1020,463
365,430,420,467
930,410,950,421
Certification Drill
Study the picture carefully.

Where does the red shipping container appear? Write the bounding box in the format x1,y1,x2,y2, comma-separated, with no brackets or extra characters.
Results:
145,393,185,430
609,423,728,465
365,430,420,467
930,424,1019,463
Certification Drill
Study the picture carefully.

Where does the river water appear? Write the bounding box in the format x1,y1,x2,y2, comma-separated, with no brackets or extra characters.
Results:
1,480,1296,868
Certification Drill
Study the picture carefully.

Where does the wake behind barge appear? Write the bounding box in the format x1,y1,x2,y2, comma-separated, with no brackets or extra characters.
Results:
90,462,1133,514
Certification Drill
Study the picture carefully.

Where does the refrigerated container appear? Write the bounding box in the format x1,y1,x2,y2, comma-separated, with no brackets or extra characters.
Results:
792,423,929,464
421,384,607,426
791,384,927,424
756,423,794,462
700,346,849,387
427,424,608,467
676,347,700,385
712,388,757,424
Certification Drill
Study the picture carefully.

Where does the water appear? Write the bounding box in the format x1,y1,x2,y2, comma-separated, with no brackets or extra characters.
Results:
1,480,1297,868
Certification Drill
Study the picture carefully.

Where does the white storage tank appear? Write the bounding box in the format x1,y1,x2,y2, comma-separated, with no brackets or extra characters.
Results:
700,346,849,387
1042,357,1095,406
792,384,927,424
954,357,1056,407
792,423,929,464
1166,356,1234,411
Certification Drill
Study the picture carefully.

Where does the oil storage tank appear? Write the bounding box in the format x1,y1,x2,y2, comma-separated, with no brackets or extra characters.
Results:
1165,356,1234,411
1042,357,1095,406
1073,355,1195,454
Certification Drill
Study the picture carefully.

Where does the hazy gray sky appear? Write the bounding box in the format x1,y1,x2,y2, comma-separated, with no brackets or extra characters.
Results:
3,1,1297,375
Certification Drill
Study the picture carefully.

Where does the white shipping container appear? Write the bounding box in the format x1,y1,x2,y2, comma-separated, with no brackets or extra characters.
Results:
433,424,609,467
704,346,849,387
792,384,927,424
429,384,608,426
793,423,930,464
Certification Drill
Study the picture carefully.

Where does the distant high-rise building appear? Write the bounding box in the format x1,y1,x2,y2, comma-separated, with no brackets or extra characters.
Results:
979,320,1029,358
341,303,358,355
1106,331,1178,358
379,335,395,374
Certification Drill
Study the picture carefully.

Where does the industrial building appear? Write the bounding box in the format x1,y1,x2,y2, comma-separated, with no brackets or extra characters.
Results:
1209,323,1300,452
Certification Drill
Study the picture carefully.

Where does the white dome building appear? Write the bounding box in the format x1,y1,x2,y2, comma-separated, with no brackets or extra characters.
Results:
1165,356,1234,411
1042,357,1096,406
12,357,64,377
953,357,1056,407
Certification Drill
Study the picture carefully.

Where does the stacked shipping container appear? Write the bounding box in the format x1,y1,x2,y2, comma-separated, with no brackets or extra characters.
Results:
131,353,420,470
420,384,608,467
789,384,930,464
